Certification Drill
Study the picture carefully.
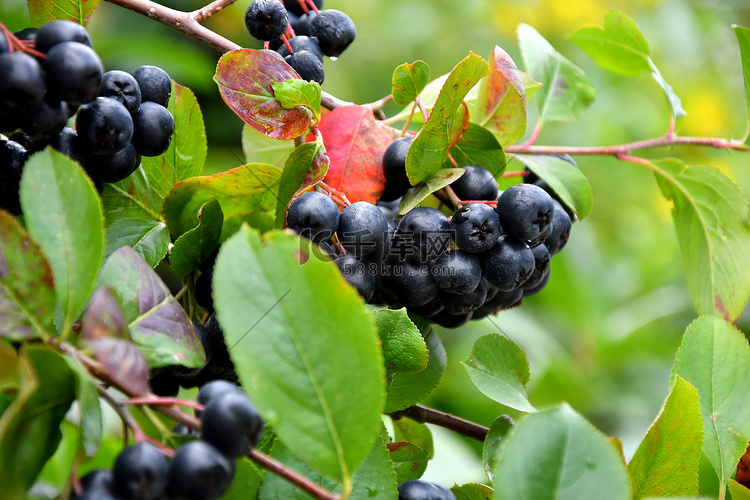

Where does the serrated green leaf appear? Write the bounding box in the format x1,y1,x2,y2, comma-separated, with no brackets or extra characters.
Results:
518,24,596,125
516,154,593,219
729,479,750,500
170,199,223,277
463,334,535,413
483,415,514,481
0,347,77,500
672,316,750,494
101,183,170,268
20,148,104,336
734,26,750,144
406,53,489,184
448,123,507,178
385,327,446,413
271,79,321,124
650,159,750,320
0,211,56,340
274,142,330,229
220,459,262,500
451,483,494,500
163,164,282,242
97,246,205,369
392,417,434,459
393,61,431,106
476,46,528,147
214,227,385,488
241,124,296,166
388,442,428,483
399,169,465,216
628,377,703,499
372,308,428,374
28,0,101,26
138,81,207,207
493,404,630,500
62,357,102,457
569,10,652,76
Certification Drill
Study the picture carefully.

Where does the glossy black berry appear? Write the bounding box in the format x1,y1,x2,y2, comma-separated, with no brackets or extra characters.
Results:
381,259,438,307
336,254,376,302
99,70,142,114
245,0,289,41
197,380,243,409
545,200,572,255
407,296,444,318
13,27,38,42
131,101,174,156
167,440,235,500
431,309,473,329
380,137,412,202
35,20,91,53
149,371,180,397
450,203,503,253
395,207,450,262
292,11,317,36
522,243,550,290
44,41,103,106
481,235,535,292
285,0,323,17
285,50,325,84
376,198,400,220
20,97,69,141
337,201,389,257
83,141,139,183
0,35,7,54
79,468,113,494
523,268,551,297
451,165,498,201
0,51,46,117
76,97,133,154
473,287,523,319
310,9,356,57
432,249,482,294
441,278,488,316
0,140,28,215
111,443,168,500
286,191,340,243
50,127,87,165
496,184,554,242
131,65,171,107
398,480,457,500
201,392,265,458
277,35,324,62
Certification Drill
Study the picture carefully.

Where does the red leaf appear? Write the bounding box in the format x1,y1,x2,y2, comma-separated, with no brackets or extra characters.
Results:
315,106,399,203
214,49,312,140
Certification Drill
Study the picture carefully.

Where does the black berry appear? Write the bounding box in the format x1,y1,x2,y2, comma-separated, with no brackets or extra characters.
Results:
277,35,324,62
545,200,572,255
201,392,265,458
99,70,142,114
337,201,389,258
450,203,503,253
131,65,171,107
245,0,289,41
76,97,134,154
496,184,554,242
398,480,457,500
286,191,340,244
44,41,103,106
451,165,498,201
432,249,482,294
336,254,376,302
395,207,450,262
111,443,168,500
167,440,235,500
310,9,357,57
285,0,323,17
0,51,46,117
285,50,325,84
481,235,535,292
83,141,140,183
380,137,412,202
131,101,174,156
35,20,91,53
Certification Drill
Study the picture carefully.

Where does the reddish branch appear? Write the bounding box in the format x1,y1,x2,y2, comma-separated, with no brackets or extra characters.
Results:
390,404,490,442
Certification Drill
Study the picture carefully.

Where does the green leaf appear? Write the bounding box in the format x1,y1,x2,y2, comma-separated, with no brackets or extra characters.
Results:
214,227,385,489
392,417,434,459
0,340,19,391
516,154,593,220
163,164,282,241
648,61,686,121
63,357,102,457
483,415,514,480
650,159,750,320
170,199,223,277
392,61,431,106
220,459,262,500
101,183,170,268
493,404,630,500
388,442,429,483
372,308,428,374
271,79,321,124
569,10,652,76
448,123,507,179
729,479,750,500
35,420,79,495
0,211,56,340
405,53,489,184
672,316,750,493
274,142,330,229
385,327,447,413
97,246,205,369
734,26,750,144
628,376,703,499
0,347,77,500
451,483,495,500
462,334,535,413
27,0,101,26
20,148,104,336
399,168,465,215
518,24,596,125
476,46,528,147
242,124,295,166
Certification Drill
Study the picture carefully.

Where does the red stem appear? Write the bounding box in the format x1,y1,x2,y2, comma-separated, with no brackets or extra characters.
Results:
295,0,309,14
460,200,498,206
502,170,528,178
281,34,294,54
415,96,429,122
522,123,542,147
123,396,204,411
305,0,321,14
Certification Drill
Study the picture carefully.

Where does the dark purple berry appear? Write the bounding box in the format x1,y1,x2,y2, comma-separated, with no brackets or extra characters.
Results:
20,98,69,141
496,184,554,242
0,51,46,117
450,203,502,253
167,440,235,500
131,65,171,107
432,249,482,294
398,480,457,500
99,70,142,114
76,97,133,154
286,191,340,243
277,35,324,62
451,165,498,201
545,200,572,255
285,0,323,17
395,207,450,263
337,201,389,257
380,137,412,202
285,50,325,84
83,141,139,183
111,443,168,500
35,20,91,53
245,0,289,41
44,41,103,106
336,254,376,302
201,392,265,458
310,9,356,57
481,235,535,292
131,101,174,156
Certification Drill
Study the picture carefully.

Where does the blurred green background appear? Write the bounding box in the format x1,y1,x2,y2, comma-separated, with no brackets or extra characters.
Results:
3,0,750,495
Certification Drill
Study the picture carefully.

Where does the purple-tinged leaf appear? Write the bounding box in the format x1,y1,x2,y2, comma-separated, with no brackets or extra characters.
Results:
87,338,151,396
82,287,129,341
477,46,528,147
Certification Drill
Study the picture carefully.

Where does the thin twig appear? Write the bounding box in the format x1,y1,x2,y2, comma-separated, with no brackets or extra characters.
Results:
190,0,239,22
390,404,490,442
249,450,340,500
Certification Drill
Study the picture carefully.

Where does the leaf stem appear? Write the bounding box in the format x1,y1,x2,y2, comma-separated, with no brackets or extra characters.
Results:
190,0,239,22
123,396,204,411
389,404,490,442
441,185,463,211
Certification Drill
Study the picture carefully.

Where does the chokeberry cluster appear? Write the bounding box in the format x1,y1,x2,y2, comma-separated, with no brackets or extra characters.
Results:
244,0,356,85
0,20,175,215
283,138,574,328
73,381,264,500
398,479,457,500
